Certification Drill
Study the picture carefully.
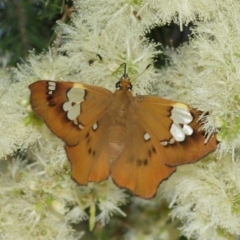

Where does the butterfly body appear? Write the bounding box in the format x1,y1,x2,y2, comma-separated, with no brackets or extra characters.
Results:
29,74,217,199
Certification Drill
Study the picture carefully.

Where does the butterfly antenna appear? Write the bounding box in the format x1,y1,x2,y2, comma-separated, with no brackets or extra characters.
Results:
122,63,128,78
96,54,129,80
96,54,119,80
132,64,151,82
96,54,113,73
96,54,103,61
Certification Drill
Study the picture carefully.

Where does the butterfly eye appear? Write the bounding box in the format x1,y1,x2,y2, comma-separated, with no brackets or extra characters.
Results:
115,81,121,89
127,83,132,91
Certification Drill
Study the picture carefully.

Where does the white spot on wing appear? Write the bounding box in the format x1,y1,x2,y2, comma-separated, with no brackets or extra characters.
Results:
48,85,55,90
48,81,56,86
73,119,78,125
48,82,56,94
170,122,185,142
66,88,85,102
161,141,168,146
73,118,84,129
67,104,80,120
63,87,85,121
92,123,98,130
170,107,193,124
183,124,193,135
144,133,151,141
63,102,72,111
168,107,194,143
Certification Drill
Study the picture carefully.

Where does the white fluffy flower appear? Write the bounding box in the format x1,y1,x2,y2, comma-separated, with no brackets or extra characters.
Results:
162,153,240,239
2,0,240,239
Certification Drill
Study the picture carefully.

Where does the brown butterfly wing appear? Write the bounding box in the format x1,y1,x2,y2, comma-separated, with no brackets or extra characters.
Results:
135,95,217,167
30,80,113,184
29,81,112,146
110,94,216,198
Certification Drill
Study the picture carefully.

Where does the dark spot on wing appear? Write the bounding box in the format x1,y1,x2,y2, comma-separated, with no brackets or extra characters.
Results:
152,146,156,154
137,159,142,166
47,95,53,101
143,159,148,166
92,151,96,156
148,149,152,158
48,100,56,107
88,148,92,154
87,137,91,144
136,158,148,167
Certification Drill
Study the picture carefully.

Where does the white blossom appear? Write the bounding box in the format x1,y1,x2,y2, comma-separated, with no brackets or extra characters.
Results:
161,153,240,239
1,0,240,239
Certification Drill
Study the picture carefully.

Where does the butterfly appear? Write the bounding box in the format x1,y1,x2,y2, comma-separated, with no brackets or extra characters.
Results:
29,66,217,199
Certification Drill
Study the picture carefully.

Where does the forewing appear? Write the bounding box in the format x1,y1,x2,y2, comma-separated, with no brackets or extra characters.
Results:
29,80,112,146
135,95,217,166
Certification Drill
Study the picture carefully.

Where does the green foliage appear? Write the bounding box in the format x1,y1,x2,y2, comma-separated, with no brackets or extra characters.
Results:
0,0,70,66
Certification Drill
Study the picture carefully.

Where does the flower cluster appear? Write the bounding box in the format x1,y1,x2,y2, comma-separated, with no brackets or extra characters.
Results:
1,0,240,239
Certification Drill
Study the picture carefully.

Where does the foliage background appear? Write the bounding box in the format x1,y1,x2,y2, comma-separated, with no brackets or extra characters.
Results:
0,0,188,67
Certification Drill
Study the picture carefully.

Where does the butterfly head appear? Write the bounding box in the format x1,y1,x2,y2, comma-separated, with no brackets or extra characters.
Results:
115,75,133,91
115,63,132,91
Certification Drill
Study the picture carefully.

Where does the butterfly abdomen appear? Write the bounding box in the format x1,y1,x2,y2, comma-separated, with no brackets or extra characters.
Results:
105,91,134,163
